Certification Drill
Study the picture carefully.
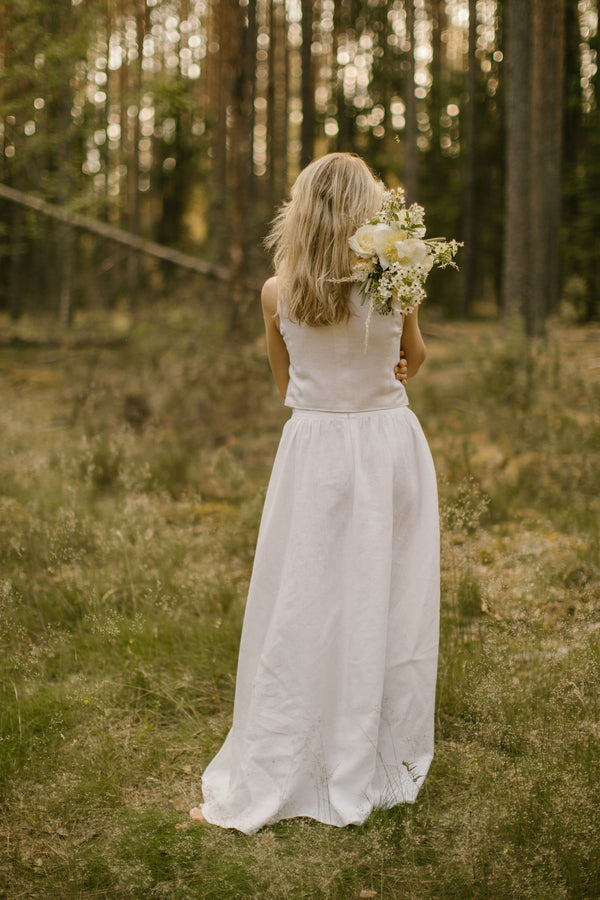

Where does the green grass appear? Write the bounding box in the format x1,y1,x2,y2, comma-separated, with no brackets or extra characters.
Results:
1,304,599,898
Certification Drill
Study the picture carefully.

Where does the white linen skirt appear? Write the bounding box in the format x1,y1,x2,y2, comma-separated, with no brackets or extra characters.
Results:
200,406,440,834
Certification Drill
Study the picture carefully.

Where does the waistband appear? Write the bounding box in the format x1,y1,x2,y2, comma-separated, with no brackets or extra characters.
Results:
290,405,408,420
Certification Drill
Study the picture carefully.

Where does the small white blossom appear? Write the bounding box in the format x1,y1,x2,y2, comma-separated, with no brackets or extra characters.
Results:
408,203,426,226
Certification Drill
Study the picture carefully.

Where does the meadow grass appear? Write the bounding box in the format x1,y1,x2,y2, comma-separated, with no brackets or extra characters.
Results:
0,304,599,899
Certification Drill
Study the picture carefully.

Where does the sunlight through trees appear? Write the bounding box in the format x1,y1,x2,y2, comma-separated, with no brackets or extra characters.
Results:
0,0,598,329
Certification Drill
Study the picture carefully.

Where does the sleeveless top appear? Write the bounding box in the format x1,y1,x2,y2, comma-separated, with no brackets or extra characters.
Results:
278,286,408,413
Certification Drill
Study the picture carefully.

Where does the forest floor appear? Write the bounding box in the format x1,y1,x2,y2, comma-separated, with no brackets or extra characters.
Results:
0,302,599,899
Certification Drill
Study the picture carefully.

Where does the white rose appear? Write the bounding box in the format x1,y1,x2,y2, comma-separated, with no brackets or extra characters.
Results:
348,224,377,258
373,222,407,269
393,237,429,268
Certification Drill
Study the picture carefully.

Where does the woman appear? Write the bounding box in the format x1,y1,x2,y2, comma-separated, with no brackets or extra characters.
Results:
191,153,439,834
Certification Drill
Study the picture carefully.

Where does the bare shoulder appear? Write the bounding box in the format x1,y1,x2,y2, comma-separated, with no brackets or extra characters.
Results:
261,276,279,317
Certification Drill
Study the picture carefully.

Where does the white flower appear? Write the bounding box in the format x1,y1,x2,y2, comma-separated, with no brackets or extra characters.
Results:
350,255,375,278
372,222,407,269
420,253,435,274
345,188,461,330
408,203,426,226
392,209,410,227
348,224,377,258
393,237,429,268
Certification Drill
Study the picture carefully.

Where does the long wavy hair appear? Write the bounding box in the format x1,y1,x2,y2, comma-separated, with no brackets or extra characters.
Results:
265,153,384,326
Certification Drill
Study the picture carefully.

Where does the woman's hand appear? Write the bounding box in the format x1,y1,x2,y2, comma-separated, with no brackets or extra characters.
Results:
394,351,408,385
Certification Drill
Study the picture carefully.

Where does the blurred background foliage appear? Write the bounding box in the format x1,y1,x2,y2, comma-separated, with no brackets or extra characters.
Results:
0,0,598,331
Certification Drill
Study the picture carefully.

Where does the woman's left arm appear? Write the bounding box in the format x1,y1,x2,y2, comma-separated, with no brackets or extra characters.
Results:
261,276,290,399
400,307,427,378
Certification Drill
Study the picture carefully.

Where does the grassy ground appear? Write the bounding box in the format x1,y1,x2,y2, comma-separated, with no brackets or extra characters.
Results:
0,302,599,899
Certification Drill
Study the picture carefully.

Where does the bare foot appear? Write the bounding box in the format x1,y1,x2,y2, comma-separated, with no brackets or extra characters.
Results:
189,805,207,823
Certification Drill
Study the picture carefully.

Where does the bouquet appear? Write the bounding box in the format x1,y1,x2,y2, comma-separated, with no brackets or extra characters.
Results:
348,187,461,320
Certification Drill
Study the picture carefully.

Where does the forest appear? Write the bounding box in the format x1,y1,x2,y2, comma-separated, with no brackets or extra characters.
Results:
1,2,600,899
1,0,599,330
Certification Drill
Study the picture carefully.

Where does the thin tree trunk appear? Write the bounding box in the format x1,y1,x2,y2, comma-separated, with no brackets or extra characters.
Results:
272,0,288,202
1,0,21,318
334,0,353,151
126,0,145,311
460,0,477,316
246,0,258,208
282,7,289,193
300,0,314,168
404,0,418,203
529,0,566,334
54,2,76,324
267,0,277,199
59,225,74,327
503,0,531,322
9,204,24,321
428,0,445,160
209,0,230,263
230,0,256,329
119,18,128,229
267,0,288,204
100,0,112,224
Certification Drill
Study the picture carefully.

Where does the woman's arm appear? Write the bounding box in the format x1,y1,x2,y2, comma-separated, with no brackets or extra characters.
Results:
261,276,290,399
400,306,427,378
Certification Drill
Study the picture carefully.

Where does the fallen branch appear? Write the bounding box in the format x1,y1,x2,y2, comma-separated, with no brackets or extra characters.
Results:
0,334,129,349
0,182,231,282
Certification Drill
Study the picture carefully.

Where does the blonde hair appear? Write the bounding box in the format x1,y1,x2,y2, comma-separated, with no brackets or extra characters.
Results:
265,153,384,326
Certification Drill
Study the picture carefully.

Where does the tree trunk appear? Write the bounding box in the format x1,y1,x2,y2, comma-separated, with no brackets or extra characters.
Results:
334,0,353,151
52,1,76,323
8,204,24,321
126,0,145,311
503,0,531,322
404,0,418,203
1,0,19,317
528,0,566,334
59,224,74,327
460,0,477,316
209,0,230,263
267,0,276,195
428,0,445,160
300,0,314,168
229,0,257,330
268,0,288,203
246,0,258,208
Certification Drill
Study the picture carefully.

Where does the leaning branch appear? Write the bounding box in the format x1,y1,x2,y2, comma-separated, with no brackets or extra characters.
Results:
0,182,232,282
